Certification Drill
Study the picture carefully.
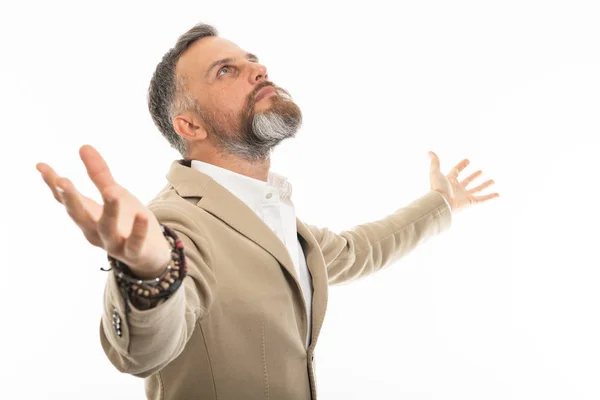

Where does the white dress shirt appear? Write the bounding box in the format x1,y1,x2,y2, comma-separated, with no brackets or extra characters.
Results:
190,160,313,349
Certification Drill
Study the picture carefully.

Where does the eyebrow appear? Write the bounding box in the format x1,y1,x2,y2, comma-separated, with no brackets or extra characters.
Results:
205,52,259,79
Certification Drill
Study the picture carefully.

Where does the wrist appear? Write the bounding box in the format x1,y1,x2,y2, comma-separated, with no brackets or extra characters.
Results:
129,244,172,279
434,189,453,211
129,264,167,280
104,223,188,313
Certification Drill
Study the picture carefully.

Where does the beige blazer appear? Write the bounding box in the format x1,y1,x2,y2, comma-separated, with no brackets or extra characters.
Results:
99,159,452,399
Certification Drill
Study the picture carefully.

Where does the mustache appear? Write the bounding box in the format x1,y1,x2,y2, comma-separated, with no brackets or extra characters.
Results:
248,82,294,107
244,82,277,116
250,82,276,101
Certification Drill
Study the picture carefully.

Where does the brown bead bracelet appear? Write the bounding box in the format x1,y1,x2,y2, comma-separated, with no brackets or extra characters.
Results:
103,224,188,312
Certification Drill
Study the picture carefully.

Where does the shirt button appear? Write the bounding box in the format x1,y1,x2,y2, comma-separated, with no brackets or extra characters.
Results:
266,193,273,199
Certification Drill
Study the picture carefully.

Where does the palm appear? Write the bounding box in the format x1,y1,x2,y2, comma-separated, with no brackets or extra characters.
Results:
80,194,102,222
36,145,168,274
79,185,149,245
428,151,499,211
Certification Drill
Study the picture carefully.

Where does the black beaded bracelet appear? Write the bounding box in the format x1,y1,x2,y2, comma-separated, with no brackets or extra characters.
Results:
103,224,188,312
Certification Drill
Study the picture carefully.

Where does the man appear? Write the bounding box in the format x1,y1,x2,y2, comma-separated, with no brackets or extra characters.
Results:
36,22,498,400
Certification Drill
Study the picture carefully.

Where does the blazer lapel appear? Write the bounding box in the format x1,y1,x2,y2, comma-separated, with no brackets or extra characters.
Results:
296,220,329,348
166,160,300,284
166,159,329,348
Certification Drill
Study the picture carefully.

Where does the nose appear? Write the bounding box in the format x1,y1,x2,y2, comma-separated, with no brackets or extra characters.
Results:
248,62,269,85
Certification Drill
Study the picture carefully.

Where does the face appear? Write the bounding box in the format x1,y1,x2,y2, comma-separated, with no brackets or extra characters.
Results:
175,36,302,161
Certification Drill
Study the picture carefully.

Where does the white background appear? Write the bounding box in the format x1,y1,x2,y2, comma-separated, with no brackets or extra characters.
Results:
1,0,599,399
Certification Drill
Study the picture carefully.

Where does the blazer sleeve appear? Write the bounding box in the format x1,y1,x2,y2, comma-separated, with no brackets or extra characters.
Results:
99,206,216,378
306,190,452,286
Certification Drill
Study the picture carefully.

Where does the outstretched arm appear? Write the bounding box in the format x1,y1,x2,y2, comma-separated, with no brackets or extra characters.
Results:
307,189,452,285
306,151,499,285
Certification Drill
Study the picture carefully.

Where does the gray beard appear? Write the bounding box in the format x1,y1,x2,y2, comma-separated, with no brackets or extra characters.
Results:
209,106,301,163
253,111,296,142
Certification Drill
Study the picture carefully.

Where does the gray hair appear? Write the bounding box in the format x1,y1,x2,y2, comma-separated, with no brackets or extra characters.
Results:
147,23,218,157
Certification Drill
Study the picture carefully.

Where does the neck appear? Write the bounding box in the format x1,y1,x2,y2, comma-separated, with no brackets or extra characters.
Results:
187,148,271,183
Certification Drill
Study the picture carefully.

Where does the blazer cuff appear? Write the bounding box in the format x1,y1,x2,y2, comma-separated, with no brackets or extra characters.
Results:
421,190,453,233
101,269,186,357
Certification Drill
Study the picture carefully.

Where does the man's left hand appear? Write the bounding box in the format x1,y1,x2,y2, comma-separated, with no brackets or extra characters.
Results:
428,151,499,212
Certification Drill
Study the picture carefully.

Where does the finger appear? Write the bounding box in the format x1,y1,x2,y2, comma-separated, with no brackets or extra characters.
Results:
467,179,495,194
473,192,500,203
460,170,482,188
449,158,470,178
97,190,123,252
124,213,149,256
56,177,102,245
79,145,117,193
429,151,441,172
36,163,64,204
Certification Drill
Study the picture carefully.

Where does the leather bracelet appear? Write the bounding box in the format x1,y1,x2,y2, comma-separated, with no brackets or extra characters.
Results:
103,224,188,312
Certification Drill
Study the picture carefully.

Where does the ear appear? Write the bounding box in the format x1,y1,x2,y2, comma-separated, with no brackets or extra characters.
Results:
173,111,208,143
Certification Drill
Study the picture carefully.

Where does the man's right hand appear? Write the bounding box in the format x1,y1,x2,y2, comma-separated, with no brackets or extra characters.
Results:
37,145,172,279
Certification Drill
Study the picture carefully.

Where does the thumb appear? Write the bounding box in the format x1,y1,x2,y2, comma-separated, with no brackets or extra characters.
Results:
428,151,440,171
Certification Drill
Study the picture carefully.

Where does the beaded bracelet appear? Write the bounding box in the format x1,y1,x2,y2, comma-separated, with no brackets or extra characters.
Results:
103,224,188,312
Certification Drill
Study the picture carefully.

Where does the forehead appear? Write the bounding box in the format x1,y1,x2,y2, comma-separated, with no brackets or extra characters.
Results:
176,36,244,79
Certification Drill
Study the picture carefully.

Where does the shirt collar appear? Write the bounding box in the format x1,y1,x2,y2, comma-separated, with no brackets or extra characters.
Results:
189,160,293,212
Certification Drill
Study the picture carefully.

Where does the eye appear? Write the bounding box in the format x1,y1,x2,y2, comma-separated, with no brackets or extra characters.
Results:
217,65,234,77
